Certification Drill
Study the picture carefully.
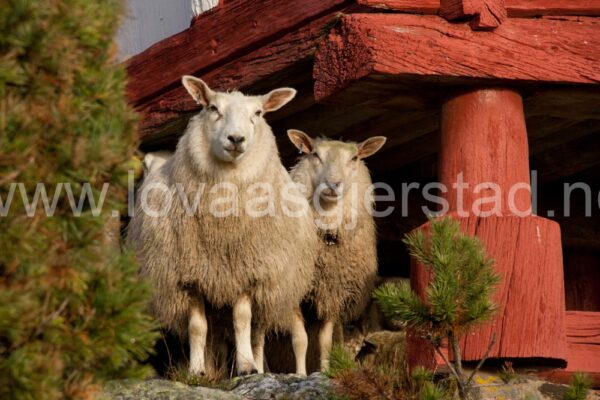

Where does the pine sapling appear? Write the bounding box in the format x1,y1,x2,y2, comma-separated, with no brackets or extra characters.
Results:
374,216,500,400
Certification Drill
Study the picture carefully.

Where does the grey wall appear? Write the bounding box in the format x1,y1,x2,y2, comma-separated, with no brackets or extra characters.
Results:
117,0,193,60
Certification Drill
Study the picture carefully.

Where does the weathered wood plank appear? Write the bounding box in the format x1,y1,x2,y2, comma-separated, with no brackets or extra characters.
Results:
135,10,351,145
565,312,600,379
566,311,600,341
440,0,507,30
411,215,568,363
126,0,350,104
314,14,600,101
508,0,600,17
357,0,600,17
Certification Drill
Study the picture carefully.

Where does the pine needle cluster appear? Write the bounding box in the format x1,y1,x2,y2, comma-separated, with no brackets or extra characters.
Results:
374,216,500,399
0,1,158,398
562,373,592,400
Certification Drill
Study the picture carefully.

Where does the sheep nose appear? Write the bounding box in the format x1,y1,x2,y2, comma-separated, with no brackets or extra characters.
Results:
327,181,342,190
227,135,245,144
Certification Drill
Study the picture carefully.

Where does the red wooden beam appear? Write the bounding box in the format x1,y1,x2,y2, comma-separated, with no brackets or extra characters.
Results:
439,0,507,30
538,311,600,387
134,9,356,144
507,0,600,17
314,14,600,101
357,0,600,17
125,0,350,105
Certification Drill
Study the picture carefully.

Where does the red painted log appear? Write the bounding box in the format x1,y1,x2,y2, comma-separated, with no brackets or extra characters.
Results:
538,311,600,386
411,214,568,363
125,0,350,104
135,10,347,142
506,0,600,17
565,311,600,374
313,14,600,101
440,89,531,215
409,88,568,368
439,0,507,30
357,0,600,17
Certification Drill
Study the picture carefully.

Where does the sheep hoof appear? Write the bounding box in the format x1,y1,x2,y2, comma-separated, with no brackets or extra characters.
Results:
237,367,258,376
189,369,206,377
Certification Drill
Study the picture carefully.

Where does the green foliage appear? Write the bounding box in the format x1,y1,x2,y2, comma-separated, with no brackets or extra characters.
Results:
411,366,435,388
418,382,446,400
374,216,500,400
326,344,358,378
375,217,500,339
0,0,158,398
412,367,446,400
562,373,592,400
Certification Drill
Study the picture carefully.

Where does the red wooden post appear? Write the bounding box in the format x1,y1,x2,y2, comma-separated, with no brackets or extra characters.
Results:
410,88,568,367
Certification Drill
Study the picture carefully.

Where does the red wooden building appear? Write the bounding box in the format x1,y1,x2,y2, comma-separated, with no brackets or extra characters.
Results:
124,0,600,384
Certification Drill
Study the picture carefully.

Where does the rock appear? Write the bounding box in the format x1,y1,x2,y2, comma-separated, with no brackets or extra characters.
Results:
230,372,332,399
101,373,332,400
101,379,243,400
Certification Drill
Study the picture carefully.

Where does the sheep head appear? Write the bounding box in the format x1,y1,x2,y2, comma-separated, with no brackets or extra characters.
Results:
288,130,386,203
182,75,296,164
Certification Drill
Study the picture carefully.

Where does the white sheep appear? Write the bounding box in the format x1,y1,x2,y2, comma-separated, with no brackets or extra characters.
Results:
287,130,386,371
127,77,318,376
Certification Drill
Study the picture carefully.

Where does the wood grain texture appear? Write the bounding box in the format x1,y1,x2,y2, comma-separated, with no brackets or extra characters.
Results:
126,0,350,104
507,0,600,17
562,311,600,386
440,89,531,215
411,214,568,364
314,14,600,101
409,88,568,365
566,311,600,345
357,0,600,17
439,0,507,30
135,10,350,144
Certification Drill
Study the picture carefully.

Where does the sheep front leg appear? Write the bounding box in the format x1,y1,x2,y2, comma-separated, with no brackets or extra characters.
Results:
233,294,258,375
291,307,308,375
189,298,208,376
319,319,335,372
252,327,265,374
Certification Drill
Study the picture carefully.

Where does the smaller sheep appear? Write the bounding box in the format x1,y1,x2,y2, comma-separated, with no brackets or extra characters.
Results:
287,130,386,371
143,151,173,175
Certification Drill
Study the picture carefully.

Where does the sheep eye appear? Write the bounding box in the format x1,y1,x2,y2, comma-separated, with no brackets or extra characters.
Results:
207,105,219,113
351,155,358,162
255,110,262,117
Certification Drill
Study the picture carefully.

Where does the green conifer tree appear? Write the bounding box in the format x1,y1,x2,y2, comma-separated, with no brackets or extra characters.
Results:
0,1,158,398
374,216,501,400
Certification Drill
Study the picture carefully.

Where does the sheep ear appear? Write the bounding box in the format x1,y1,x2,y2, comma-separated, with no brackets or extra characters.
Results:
357,136,387,159
182,75,213,106
262,88,297,113
287,129,314,154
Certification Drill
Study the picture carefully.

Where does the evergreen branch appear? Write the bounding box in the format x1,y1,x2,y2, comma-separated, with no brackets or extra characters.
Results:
433,343,462,387
466,333,497,387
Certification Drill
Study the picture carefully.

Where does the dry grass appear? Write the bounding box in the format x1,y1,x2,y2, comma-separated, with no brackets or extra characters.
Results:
327,342,449,400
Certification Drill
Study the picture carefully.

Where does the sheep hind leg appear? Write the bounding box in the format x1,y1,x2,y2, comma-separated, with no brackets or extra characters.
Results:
319,319,335,372
233,294,258,376
252,326,265,374
188,298,208,376
291,307,308,375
